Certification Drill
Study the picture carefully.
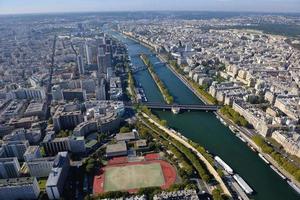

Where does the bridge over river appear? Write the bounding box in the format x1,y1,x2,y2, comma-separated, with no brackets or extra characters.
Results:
124,102,219,112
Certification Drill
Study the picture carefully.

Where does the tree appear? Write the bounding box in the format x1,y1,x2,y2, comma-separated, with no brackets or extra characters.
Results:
120,126,131,133
212,188,224,200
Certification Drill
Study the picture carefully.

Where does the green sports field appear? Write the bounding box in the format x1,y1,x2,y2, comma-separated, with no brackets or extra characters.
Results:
104,163,165,192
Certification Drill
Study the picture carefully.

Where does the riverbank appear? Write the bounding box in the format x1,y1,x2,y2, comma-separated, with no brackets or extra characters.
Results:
140,54,174,104
127,33,300,185
139,112,232,197
217,111,300,188
123,32,216,105
114,30,300,199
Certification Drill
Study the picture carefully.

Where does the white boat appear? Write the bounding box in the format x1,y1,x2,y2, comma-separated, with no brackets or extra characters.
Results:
233,174,253,194
237,134,246,143
229,125,238,133
214,156,234,174
287,180,300,194
250,146,256,152
270,165,286,180
258,153,270,164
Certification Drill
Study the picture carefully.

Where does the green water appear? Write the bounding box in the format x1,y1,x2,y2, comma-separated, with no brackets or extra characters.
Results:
110,31,300,200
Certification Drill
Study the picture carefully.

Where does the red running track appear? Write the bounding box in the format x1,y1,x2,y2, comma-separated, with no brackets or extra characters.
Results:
93,154,176,195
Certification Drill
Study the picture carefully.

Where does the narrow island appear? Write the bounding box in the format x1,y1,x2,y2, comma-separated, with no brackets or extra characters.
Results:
140,54,174,104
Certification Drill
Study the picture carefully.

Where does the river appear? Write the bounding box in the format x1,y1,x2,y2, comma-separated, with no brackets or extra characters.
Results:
109,30,299,200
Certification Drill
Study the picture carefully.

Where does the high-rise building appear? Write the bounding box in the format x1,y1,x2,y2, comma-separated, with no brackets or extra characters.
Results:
77,55,85,75
0,177,40,200
97,54,106,74
12,88,46,100
46,152,70,200
2,140,29,160
85,43,92,65
96,78,106,100
23,146,41,162
42,132,86,156
27,156,56,178
0,157,20,178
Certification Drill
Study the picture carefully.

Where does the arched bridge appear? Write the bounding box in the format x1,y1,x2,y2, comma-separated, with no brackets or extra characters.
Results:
125,102,219,112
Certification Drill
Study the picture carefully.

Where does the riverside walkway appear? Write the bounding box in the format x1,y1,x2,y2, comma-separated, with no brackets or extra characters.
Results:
140,112,232,197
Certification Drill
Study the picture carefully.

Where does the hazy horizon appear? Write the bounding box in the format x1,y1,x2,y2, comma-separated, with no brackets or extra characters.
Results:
0,0,300,15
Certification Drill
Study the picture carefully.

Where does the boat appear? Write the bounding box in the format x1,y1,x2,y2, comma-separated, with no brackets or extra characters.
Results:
250,146,256,152
287,180,300,194
233,174,253,194
214,156,234,174
229,125,238,133
220,118,228,126
171,107,180,115
270,165,286,180
237,134,246,143
258,153,270,164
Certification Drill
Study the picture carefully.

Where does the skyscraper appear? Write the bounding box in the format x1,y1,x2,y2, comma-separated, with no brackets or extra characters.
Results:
85,42,92,65
77,55,85,75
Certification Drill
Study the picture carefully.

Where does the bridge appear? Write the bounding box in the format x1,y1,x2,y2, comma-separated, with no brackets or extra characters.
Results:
125,102,219,112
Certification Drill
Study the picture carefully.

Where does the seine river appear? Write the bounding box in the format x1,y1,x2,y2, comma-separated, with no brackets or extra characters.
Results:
109,30,299,200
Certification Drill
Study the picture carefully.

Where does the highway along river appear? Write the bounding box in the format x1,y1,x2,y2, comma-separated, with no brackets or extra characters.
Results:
109,30,299,200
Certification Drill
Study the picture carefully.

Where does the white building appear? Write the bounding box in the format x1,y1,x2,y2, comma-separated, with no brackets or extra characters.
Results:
46,152,70,200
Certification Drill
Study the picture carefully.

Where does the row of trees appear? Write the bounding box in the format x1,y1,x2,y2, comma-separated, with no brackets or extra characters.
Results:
252,135,300,182
127,68,138,102
220,106,249,127
139,114,213,183
136,121,200,191
141,54,174,104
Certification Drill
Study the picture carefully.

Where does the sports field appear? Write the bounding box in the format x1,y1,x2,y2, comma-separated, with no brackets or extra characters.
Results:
104,163,165,192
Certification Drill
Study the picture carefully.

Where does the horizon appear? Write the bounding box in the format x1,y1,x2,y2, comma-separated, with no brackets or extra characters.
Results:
0,0,300,15
1,10,300,17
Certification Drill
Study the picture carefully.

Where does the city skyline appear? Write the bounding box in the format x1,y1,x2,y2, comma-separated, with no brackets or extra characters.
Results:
0,0,300,15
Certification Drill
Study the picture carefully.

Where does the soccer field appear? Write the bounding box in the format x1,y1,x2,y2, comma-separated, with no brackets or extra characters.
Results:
104,163,165,192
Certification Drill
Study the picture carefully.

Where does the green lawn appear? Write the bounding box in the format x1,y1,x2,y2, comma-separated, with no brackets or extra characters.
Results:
104,163,165,192
38,179,47,191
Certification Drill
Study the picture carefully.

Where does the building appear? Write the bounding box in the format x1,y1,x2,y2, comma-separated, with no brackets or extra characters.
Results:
272,131,300,157
62,89,86,102
106,141,127,158
115,130,138,142
23,146,41,162
0,157,20,178
77,55,85,75
85,100,125,134
0,177,40,200
68,136,86,153
96,78,106,100
52,85,63,101
12,88,46,100
1,140,29,160
27,156,56,178
46,152,70,200
24,101,46,119
3,128,42,144
53,103,84,132
85,43,92,65
42,135,69,156
73,121,97,137
97,54,106,75
232,100,274,137
42,132,86,156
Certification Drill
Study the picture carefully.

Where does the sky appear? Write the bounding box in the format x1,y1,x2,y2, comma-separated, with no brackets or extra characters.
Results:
0,0,299,14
